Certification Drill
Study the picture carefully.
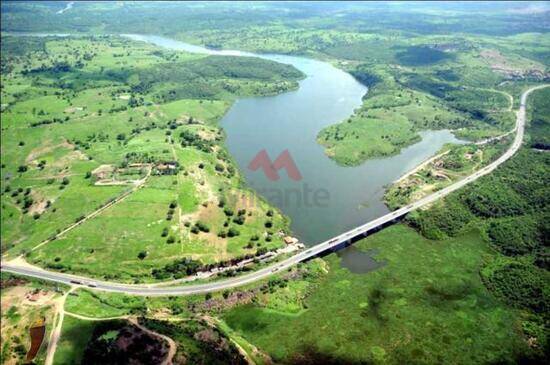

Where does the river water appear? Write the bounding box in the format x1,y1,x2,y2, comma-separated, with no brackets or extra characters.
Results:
126,35,462,265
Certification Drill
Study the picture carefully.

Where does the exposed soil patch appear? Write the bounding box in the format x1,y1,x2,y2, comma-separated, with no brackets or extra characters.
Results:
480,49,547,80
1,284,56,365
0,277,28,289
195,290,258,312
25,139,77,164
25,319,46,362
64,106,84,113
27,191,51,216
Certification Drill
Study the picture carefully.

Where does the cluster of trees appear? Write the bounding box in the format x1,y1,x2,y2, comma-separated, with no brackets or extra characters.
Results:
138,319,247,364
410,150,548,260
127,55,302,102
22,61,72,75
395,46,454,66
179,130,214,153
30,116,70,127
152,257,204,279
190,221,210,234
528,88,550,150
152,245,279,280
5,186,37,215
82,321,167,364
408,143,549,359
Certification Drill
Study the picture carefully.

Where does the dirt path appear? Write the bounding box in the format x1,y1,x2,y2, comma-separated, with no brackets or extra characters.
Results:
54,310,176,365
44,287,75,365
64,311,129,321
201,315,262,365
129,318,177,365
395,150,450,183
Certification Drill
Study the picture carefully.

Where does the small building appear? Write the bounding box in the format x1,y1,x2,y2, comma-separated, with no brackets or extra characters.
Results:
283,236,299,245
154,161,179,175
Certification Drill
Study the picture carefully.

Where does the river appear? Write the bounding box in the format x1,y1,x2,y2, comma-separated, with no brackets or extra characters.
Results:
126,34,463,266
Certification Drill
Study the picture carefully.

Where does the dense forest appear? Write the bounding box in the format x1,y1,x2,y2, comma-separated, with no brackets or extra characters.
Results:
407,87,550,361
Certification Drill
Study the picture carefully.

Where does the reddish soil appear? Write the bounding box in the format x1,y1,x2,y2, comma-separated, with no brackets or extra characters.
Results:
25,323,46,362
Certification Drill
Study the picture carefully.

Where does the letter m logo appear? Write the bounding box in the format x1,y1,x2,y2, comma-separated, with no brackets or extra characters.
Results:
248,149,302,181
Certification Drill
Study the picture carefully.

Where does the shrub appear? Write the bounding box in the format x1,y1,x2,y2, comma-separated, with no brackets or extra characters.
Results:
232,215,245,225
483,262,549,313
195,221,210,233
487,216,539,256
409,197,472,240
227,227,240,237
461,179,527,218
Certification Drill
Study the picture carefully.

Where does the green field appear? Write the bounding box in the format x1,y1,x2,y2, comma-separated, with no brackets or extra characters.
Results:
54,316,98,365
223,226,527,364
1,35,301,281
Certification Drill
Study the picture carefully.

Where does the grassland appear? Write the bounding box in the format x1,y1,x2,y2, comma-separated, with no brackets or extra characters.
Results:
53,316,98,365
0,35,302,281
223,226,527,364
3,2,548,167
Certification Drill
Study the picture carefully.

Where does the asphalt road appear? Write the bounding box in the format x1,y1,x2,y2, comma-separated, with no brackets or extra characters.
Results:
1,85,547,296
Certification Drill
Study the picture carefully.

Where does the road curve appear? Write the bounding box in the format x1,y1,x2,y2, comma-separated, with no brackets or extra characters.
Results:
1,85,547,296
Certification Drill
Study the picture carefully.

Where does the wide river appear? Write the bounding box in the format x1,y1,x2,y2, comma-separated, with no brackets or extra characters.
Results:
127,35,462,256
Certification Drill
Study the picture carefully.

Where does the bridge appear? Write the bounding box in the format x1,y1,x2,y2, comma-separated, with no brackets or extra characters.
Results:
1,85,547,296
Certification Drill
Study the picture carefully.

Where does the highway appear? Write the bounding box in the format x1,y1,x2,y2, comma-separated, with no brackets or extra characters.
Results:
1,85,547,296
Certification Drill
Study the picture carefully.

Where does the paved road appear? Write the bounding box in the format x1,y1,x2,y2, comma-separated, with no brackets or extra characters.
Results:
1,85,547,296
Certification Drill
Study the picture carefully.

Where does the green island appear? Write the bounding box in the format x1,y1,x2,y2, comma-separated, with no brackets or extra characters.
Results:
1,2,549,365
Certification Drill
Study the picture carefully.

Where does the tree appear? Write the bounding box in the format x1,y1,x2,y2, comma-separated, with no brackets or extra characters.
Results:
227,227,240,237
487,216,539,256
138,251,147,260
233,215,245,225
